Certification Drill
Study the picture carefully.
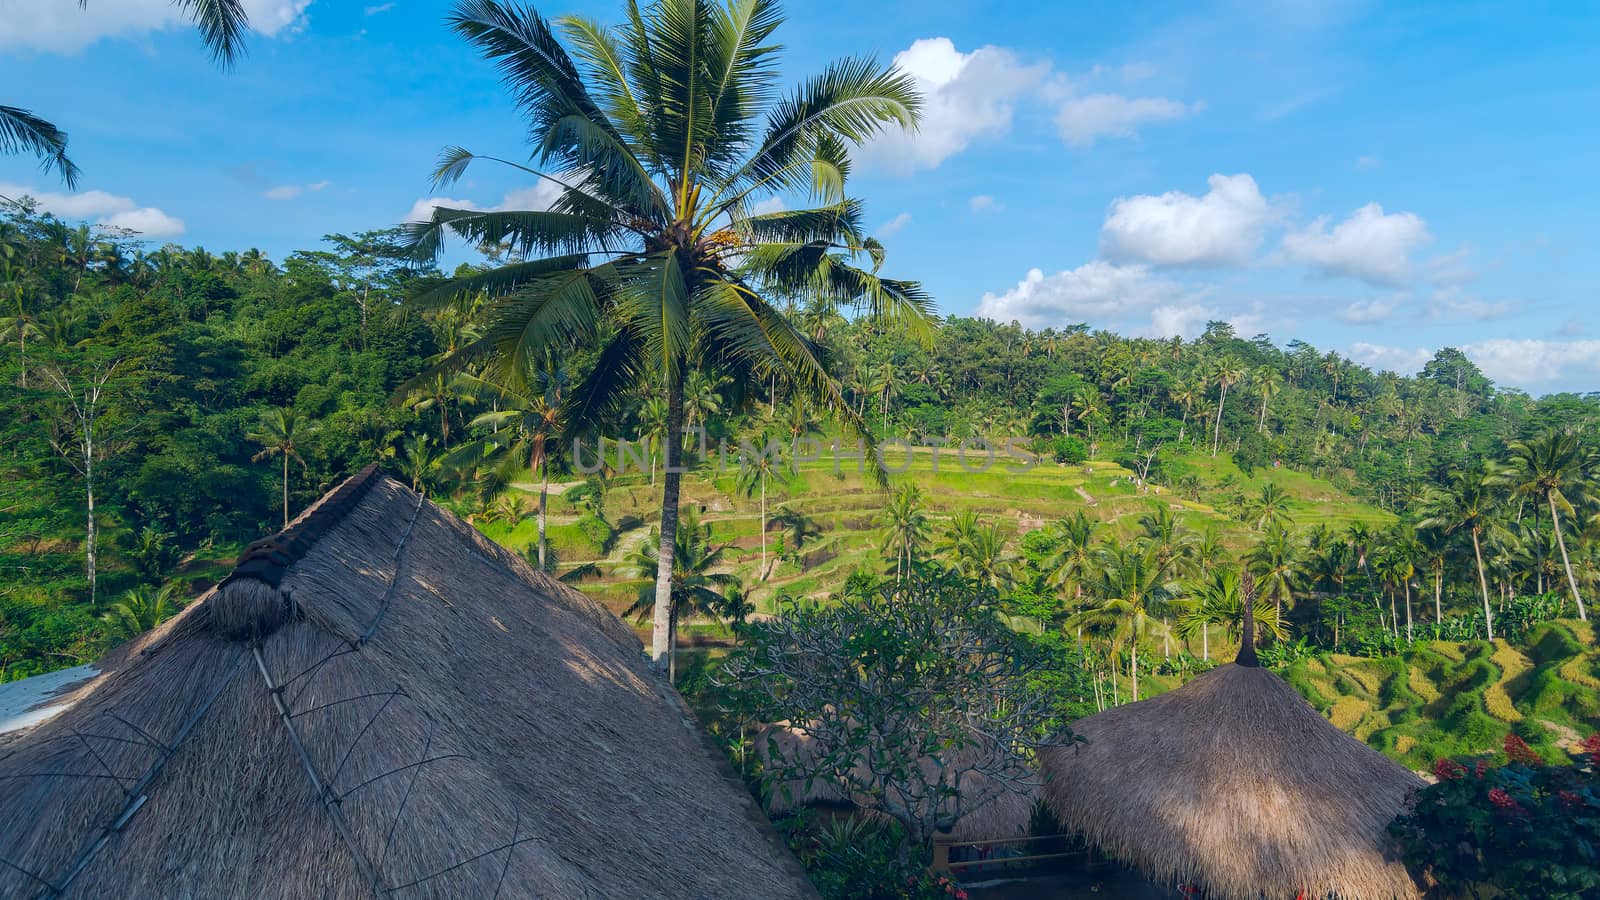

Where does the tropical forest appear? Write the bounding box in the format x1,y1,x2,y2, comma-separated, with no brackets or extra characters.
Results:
2,2,1597,899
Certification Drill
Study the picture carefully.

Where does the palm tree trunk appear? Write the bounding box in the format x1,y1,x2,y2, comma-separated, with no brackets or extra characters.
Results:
282,453,290,529
668,605,678,685
1201,623,1208,661
538,456,550,572
759,475,767,573
1131,644,1139,703
1212,385,1227,457
1472,529,1495,640
1549,495,1588,621
1258,397,1268,432
1404,580,1413,642
651,377,685,673
1434,569,1443,625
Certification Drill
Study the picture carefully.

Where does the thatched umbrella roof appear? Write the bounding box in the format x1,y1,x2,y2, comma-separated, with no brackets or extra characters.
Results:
0,466,815,898
1039,610,1424,900
758,723,1038,842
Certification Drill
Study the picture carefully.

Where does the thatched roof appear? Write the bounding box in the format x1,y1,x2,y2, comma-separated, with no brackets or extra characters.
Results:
0,466,815,898
1039,628,1424,900
758,723,1038,843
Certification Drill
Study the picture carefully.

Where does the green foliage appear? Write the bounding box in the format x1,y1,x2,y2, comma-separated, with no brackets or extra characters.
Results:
779,813,958,900
1392,736,1600,900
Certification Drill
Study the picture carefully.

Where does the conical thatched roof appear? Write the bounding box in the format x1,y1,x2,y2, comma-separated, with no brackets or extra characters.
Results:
1039,647,1424,900
0,466,815,899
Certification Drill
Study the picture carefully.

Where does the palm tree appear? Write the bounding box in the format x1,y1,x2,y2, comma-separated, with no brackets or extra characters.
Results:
736,432,786,574
0,263,40,387
459,359,570,571
102,583,184,639
248,406,310,529
1138,503,1196,575
1070,542,1178,702
1044,511,1099,605
1252,365,1283,433
878,483,929,581
1417,525,1451,625
1418,468,1502,639
623,509,741,683
1176,569,1287,661
1255,482,1294,532
405,0,929,672
1377,531,1422,641
954,523,1017,592
1211,356,1245,456
3,2,249,185
406,371,476,447
1500,431,1590,621
1247,523,1303,619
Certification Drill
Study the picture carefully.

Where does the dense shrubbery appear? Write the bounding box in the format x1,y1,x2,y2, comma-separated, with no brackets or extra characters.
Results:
1392,734,1600,899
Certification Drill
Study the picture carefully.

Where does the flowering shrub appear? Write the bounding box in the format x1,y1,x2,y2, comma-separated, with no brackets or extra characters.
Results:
1391,733,1600,899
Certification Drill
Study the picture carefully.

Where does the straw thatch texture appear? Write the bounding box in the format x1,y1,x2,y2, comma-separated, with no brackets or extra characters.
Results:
0,471,814,899
1040,663,1424,900
758,724,1037,842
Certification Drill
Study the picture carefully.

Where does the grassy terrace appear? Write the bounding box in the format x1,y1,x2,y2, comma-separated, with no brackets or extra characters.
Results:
482,443,1395,620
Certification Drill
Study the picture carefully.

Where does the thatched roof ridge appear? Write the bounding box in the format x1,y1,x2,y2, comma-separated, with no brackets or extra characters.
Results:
1040,663,1423,900
0,470,815,898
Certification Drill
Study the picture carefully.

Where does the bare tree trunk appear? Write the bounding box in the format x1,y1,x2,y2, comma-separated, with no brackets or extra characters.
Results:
1201,623,1208,661
652,377,685,673
1550,495,1589,621
1472,530,1495,640
759,475,767,573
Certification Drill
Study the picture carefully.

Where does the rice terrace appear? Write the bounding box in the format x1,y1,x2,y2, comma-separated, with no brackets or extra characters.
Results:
2,2,1598,898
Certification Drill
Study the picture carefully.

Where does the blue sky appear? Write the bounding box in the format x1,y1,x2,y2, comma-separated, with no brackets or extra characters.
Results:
2,0,1597,391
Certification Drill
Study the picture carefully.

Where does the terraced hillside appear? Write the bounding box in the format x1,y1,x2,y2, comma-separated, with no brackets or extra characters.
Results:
1283,621,1600,768
470,445,1394,622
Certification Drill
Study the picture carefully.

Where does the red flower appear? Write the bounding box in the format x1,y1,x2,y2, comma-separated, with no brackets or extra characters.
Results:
1583,734,1600,766
1504,733,1542,766
1434,758,1467,781
1559,790,1586,809
1474,759,1489,779
956,892,969,900
1487,788,1525,815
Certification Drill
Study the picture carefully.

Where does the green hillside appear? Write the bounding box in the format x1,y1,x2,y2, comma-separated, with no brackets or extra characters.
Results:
1282,621,1600,768
480,446,1394,622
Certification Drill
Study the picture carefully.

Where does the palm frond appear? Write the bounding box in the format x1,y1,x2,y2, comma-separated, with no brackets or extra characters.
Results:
173,0,250,66
0,106,79,189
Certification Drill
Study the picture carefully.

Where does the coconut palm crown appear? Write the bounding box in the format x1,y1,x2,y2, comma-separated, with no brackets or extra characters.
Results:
406,0,934,671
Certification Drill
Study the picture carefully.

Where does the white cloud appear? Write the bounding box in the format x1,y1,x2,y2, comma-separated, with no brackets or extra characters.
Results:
1426,245,1477,286
875,212,913,238
403,179,565,223
976,261,1186,329
262,180,329,201
1463,340,1600,386
0,0,312,53
1055,93,1198,147
0,181,184,237
1144,303,1218,339
1100,173,1275,267
1425,287,1517,322
1349,339,1600,389
1337,295,1403,324
364,2,394,14
1347,342,1431,377
1280,202,1431,286
750,196,786,216
969,194,1001,213
856,38,1049,173
1356,155,1382,170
